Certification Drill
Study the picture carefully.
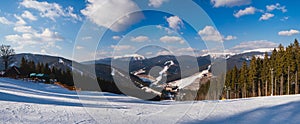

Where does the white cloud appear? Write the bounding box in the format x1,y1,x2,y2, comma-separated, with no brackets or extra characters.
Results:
94,50,112,59
13,25,36,33
56,45,62,50
229,40,278,53
5,28,63,50
156,50,172,56
152,47,204,57
266,3,287,13
81,0,144,32
166,16,183,31
130,36,149,42
156,25,174,34
234,6,256,18
177,47,195,53
280,16,289,21
160,36,185,44
81,36,92,41
199,26,221,42
41,49,47,54
20,0,80,21
148,0,169,8
199,26,237,42
0,17,13,25
76,46,84,50
21,10,37,21
112,36,121,40
211,0,251,8
66,6,80,20
278,29,300,36
14,15,26,26
224,35,237,41
259,13,274,21
111,45,135,51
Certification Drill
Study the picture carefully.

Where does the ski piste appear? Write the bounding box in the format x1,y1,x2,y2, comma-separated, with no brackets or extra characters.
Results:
111,60,211,100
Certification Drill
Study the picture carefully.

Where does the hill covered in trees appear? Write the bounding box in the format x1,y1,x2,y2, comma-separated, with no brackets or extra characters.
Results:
225,39,300,99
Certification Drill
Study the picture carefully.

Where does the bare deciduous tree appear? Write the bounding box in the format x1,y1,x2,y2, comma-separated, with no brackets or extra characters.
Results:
0,45,15,70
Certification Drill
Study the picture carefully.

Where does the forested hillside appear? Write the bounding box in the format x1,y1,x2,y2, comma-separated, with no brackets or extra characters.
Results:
225,39,300,99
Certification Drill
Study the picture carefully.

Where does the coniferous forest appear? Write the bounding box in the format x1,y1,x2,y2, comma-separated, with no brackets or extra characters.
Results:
18,57,119,93
225,39,300,99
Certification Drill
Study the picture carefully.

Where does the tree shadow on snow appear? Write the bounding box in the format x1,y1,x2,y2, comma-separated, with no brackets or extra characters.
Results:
184,100,300,124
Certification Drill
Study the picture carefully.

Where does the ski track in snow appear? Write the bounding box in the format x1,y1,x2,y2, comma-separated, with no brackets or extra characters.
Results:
0,78,300,123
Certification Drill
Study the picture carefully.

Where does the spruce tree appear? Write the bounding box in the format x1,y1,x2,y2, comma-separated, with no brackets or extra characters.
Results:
239,62,248,98
248,56,258,97
262,52,270,96
231,66,239,98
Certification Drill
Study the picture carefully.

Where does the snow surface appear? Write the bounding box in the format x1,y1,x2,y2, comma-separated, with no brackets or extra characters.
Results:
151,60,175,86
173,65,210,89
1,78,300,124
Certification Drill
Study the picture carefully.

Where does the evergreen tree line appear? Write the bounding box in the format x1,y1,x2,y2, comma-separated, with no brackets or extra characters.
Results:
20,57,73,86
19,57,122,93
225,39,300,99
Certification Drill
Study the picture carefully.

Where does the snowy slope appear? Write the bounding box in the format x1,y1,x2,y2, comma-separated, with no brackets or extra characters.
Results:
1,78,300,124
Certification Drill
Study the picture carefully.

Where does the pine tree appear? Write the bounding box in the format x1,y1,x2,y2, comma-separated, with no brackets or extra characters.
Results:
28,61,36,73
261,52,270,96
256,58,263,96
294,39,300,94
274,44,285,95
248,56,258,97
20,57,29,76
44,63,51,75
224,40,300,98
231,66,239,98
239,62,248,98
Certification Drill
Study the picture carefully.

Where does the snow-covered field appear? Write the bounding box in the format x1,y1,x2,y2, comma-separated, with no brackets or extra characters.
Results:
0,78,300,124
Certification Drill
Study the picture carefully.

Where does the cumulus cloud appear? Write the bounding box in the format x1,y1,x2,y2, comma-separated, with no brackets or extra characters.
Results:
20,0,80,21
278,29,300,36
81,0,144,32
148,0,169,8
234,6,256,18
166,16,183,31
199,26,223,42
0,17,13,25
266,3,287,13
13,25,36,33
111,45,135,51
5,28,63,50
229,40,278,53
130,36,149,42
259,13,274,21
21,10,37,21
160,36,185,44
211,0,251,8
198,26,237,42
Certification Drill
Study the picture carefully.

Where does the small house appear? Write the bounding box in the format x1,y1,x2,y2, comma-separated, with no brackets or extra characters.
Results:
3,66,23,78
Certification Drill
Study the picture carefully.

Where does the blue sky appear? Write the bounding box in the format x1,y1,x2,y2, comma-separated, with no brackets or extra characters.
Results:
0,0,299,62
